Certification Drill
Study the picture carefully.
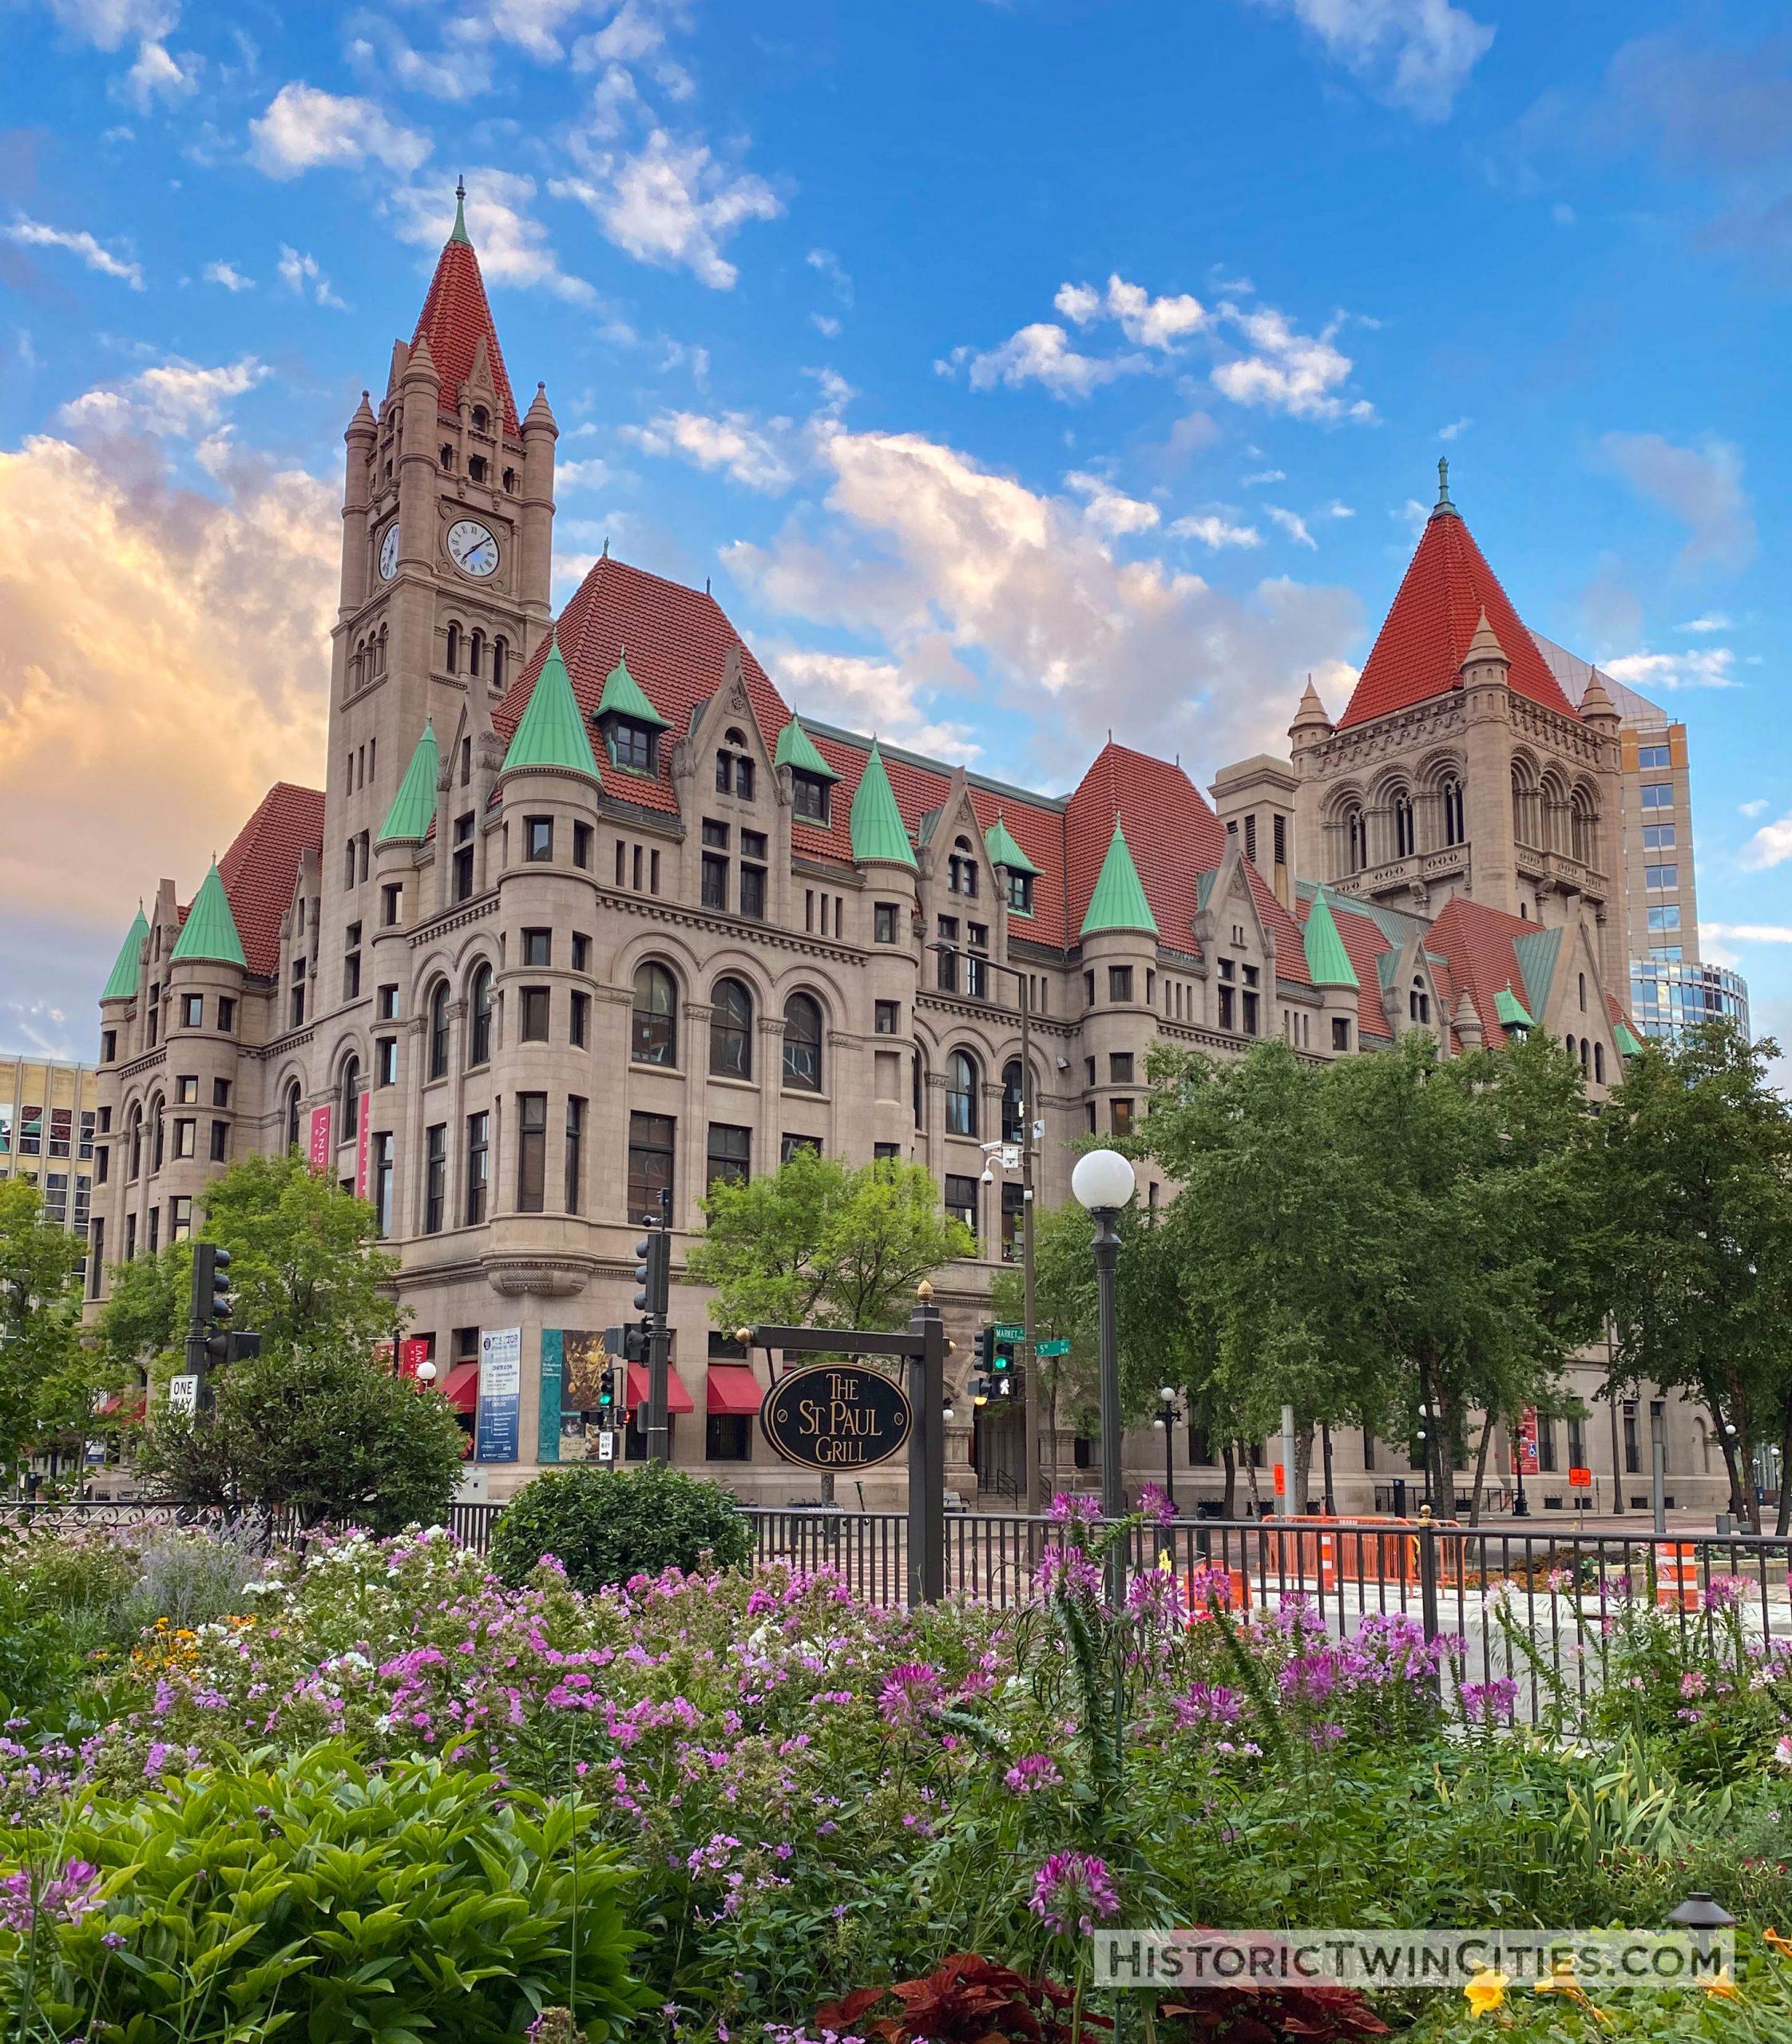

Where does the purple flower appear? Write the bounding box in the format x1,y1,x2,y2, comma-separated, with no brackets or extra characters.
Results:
1036,1544,1104,1603
1704,1575,1750,1613
1028,1851,1120,1936
877,1663,941,1725
1136,1482,1176,1527
1172,1683,1242,1729
1045,1492,1102,1531
1460,1678,1519,1724
1003,1754,1064,1793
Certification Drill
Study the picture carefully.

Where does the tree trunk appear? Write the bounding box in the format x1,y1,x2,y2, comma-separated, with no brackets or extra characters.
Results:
1777,1392,1792,1539
1467,1410,1495,1527
1241,1444,1262,1517
1221,1441,1237,1519
1293,1421,1314,1515
1713,1404,1749,1529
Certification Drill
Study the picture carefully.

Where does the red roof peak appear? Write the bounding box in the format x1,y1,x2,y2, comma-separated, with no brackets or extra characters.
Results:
1337,482,1578,729
217,782,325,977
410,194,519,436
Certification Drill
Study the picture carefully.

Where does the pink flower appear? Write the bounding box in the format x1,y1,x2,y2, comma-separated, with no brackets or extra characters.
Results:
1028,1851,1120,1935
877,1664,941,1725
1003,1754,1064,1793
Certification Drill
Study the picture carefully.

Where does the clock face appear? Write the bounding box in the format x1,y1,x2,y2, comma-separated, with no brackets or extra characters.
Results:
446,519,499,578
378,525,399,580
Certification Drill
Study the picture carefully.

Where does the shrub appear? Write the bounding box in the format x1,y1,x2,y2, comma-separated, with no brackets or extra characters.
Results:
116,1526,262,1636
0,1742,644,2043
490,1462,754,1590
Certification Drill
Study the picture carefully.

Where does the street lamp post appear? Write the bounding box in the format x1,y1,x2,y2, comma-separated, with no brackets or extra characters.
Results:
1154,1384,1181,1513
1072,1147,1136,1602
929,941,1043,1512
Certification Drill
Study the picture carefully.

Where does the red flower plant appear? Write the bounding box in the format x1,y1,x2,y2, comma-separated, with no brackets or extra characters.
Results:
818,1954,1113,2044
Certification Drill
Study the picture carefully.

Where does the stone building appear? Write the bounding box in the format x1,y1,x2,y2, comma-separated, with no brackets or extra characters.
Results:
89,200,1725,1513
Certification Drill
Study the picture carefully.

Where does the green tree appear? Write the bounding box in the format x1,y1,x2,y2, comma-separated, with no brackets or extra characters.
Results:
687,1148,973,1334
0,1178,88,1485
1589,1019,1792,1531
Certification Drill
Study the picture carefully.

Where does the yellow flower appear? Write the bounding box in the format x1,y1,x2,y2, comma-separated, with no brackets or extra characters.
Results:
1464,1968,1508,2016
1701,1970,1741,2000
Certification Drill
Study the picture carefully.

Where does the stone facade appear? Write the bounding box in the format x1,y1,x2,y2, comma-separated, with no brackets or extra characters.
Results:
88,208,1727,1515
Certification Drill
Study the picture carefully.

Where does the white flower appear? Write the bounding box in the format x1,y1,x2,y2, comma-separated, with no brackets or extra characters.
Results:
1772,1735,1792,1769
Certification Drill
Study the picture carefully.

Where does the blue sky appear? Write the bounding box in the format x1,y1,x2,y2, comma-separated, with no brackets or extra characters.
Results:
1,0,1788,1065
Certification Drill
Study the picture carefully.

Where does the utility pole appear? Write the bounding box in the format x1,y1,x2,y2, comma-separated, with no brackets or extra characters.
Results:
1018,969,1042,1514
634,1190,672,1465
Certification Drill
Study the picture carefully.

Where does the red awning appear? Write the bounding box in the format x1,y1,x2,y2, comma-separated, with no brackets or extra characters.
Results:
626,1362,695,1414
706,1365,764,1416
441,1362,480,1413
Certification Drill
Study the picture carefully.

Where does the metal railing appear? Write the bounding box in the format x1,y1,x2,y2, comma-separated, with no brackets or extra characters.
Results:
0,1497,508,1555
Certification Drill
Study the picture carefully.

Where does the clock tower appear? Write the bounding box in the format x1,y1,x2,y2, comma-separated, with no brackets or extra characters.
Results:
327,178,557,905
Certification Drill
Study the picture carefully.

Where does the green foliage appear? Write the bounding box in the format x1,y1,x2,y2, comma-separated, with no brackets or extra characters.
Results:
688,1148,973,1337
0,1744,644,2044
1590,1019,1792,1529
0,1176,89,1476
490,1462,755,1590
137,1343,468,1531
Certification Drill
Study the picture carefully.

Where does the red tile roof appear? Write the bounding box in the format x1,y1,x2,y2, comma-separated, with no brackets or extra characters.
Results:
411,235,519,437
1423,896,1540,1048
216,782,324,977
1337,507,1579,729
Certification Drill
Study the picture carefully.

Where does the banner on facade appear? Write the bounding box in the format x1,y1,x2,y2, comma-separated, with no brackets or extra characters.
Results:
355,1109,371,1202
476,1327,521,1462
398,1338,432,1380
1516,1408,1540,1477
539,1331,618,1463
537,1329,564,1464
307,1105,331,1175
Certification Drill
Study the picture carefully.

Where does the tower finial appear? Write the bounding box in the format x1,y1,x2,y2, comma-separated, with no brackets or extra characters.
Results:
1429,454,1458,521
450,176,470,244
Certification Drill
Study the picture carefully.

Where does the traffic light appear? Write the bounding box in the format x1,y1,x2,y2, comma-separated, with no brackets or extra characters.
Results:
185,1245,262,1404
633,1226,671,1320
973,1324,996,1371
990,1332,1016,1398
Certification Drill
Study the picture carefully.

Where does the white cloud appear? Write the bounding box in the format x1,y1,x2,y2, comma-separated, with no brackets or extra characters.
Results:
552,126,780,289
3,215,144,288
956,324,1147,402
276,245,345,309
1168,513,1263,549
248,83,430,179
1602,646,1737,691
202,259,253,291
57,356,268,439
1439,414,1472,439
38,0,173,50
1265,504,1318,547
623,408,795,492
1211,302,1376,422
1065,471,1161,537
1739,817,1792,871
1243,468,1286,485
1325,498,1356,517
1739,798,1769,818
1702,921,1792,961
119,38,195,109
1392,497,1429,535
807,246,854,306
723,427,1360,774
811,313,842,339
767,647,981,763
1243,0,1495,121
392,171,596,305
1599,432,1754,572
1677,612,1731,632
1053,274,1209,348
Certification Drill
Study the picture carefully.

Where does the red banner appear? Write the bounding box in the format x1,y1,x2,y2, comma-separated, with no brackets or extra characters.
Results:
399,1338,432,1380
307,1104,332,1174
355,1109,371,1201
1516,1409,1540,1477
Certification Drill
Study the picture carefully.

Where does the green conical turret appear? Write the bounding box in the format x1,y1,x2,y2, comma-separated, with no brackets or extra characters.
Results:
1080,820,1157,937
849,743,916,867
101,906,149,1001
170,863,247,969
378,718,441,844
502,632,601,781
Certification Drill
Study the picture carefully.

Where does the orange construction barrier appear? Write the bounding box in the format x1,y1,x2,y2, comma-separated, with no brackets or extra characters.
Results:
1656,1542,1700,1612
1259,1516,1421,1592
1182,1564,1250,1622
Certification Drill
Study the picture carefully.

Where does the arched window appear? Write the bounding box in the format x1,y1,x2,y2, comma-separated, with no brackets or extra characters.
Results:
710,977,753,1078
127,1105,143,1179
376,627,388,677
1345,806,1366,875
1594,1041,1605,1084
947,836,978,897
502,467,515,493
469,965,493,1068
1441,775,1466,848
913,1051,926,1131
945,1050,978,1136
440,444,454,472
1571,786,1600,868
1512,765,1536,847
341,1057,361,1143
1580,1039,1591,1075
446,623,460,675
469,630,484,679
1394,792,1416,860
1578,972,1588,1013
1001,1059,1025,1143
472,405,489,431
284,1083,301,1152
429,983,450,1080
1409,980,1430,1026
782,992,823,1091
1564,1035,1576,1060
493,637,507,691
632,963,678,1066
149,1094,165,1173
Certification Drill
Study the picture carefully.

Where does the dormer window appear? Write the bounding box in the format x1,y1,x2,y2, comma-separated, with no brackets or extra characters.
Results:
791,772,830,824
1409,978,1430,1026
472,406,490,432
597,650,668,778
1008,870,1034,916
948,839,978,897
468,455,487,484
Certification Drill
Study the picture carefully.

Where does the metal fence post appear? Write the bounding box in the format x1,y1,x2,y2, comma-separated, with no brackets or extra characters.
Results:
1417,1515,1441,1646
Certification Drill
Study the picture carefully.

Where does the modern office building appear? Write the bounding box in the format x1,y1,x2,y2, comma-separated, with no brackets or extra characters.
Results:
0,1054,98,1257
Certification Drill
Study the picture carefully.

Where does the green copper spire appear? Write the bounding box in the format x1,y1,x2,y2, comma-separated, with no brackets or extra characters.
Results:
171,862,247,969
983,812,1038,877
1301,886,1358,988
774,712,838,780
450,176,470,245
597,646,669,729
101,906,149,1002
1493,984,1534,1031
1615,1018,1646,1058
502,632,601,781
849,743,917,867
378,717,440,845
1080,820,1158,937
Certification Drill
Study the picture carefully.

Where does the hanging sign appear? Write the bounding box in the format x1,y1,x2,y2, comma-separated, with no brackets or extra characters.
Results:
476,1327,521,1462
1516,1409,1540,1477
759,1364,911,1471
307,1105,332,1175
